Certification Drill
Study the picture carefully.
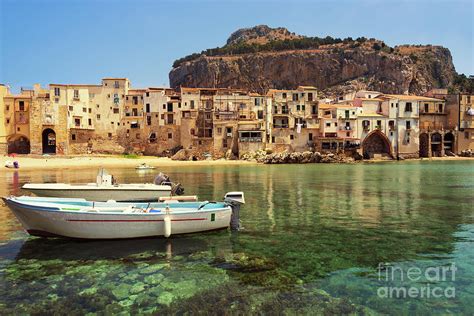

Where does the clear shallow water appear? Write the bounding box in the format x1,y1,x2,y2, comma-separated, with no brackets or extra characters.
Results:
0,161,473,314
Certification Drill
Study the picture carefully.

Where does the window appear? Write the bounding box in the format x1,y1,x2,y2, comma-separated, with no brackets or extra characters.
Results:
133,96,138,105
88,108,92,113
282,93,287,99
308,93,313,101
161,114,165,119
114,81,119,89
6,119,10,124
312,105,317,115
163,104,166,109
405,102,412,112
292,93,298,101
290,135,294,140
168,133,172,139
335,122,338,127
113,108,119,114
108,133,112,139
223,138,228,148
217,127,222,134
83,107,87,113
68,106,73,111
254,98,261,106
96,114,101,120
74,90,79,99
190,128,195,135
54,87,60,96
309,133,313,141
6,105,9,111
190,100,195,109
326,122,331,127
88,118,92,126
19,101,25,111
406,121,411,130
74,118,81,127
424,103,429,113
146,92,150,97
96,104,100,108
302,105,305,111
465,131,469,139
391,103,394,108
71,134,76,141
389,120,395,130
376,120,381,128
438,103,443,113
346,132,350,137
297,105,300,111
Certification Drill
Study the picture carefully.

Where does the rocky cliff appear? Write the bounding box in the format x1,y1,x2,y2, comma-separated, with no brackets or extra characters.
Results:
169,26,457,96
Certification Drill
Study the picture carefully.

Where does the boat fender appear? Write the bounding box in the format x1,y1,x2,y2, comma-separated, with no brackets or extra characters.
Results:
164,206,171,238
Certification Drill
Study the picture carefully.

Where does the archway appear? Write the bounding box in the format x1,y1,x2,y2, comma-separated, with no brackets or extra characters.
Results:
419,133,429,157
7,134,30,154
431,133,442,157
362,130,392,159
42,128,56,154
443,132,454,154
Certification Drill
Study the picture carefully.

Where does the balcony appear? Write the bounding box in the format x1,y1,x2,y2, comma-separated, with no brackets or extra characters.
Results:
125,111,143,117
461,120,474,129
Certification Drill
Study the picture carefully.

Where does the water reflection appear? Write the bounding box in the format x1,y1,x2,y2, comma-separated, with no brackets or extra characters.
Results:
0,161,473,314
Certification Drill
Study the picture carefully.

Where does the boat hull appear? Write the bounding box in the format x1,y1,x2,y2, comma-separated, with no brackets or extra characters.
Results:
5,199,232,239
23,184,172,202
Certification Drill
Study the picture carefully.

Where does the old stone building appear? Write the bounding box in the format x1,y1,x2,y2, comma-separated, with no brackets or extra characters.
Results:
1,78,472,159
266,86,319,152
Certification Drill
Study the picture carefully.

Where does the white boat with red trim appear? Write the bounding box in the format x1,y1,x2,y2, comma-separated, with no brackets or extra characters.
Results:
2,192,244,239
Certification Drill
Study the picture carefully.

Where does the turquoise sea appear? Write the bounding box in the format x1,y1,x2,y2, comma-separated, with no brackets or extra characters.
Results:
0,161,473,314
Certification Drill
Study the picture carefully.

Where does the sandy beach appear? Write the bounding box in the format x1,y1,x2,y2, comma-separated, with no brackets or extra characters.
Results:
0,155,255,171
0,155,472,171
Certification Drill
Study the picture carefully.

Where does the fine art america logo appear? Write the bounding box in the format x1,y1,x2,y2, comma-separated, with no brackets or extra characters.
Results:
377,263,457,299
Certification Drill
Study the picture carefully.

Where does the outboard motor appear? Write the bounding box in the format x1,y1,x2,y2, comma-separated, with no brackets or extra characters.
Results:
224,192,245,231
155,173,185,196
154,172,170,185
171,183,185,196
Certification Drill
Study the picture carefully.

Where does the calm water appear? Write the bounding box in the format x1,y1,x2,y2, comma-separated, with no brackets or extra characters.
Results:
0,161,473,314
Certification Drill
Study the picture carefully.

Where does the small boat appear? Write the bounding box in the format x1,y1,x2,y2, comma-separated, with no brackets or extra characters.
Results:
135,163,156,170
2,192,244,239
22,169,184,202
5,160,19,169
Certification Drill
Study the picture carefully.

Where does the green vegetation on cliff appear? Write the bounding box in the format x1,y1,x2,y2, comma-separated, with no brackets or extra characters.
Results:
172,36,375,68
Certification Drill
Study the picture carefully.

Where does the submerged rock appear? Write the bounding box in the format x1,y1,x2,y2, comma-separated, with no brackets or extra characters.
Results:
112,283,133,300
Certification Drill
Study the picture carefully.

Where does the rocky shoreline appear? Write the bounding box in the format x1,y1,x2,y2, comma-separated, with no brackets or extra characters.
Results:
239,150,362,164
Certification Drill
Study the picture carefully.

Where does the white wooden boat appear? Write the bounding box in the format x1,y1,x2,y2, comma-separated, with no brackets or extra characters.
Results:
135,163,156,170
22,169,183,202
2,192,244,239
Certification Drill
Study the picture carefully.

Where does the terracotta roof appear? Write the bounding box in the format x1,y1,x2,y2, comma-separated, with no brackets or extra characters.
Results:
49,83,102,87
358,113,386,117
4,95,32,99
359,98,384,101
384,94,444,102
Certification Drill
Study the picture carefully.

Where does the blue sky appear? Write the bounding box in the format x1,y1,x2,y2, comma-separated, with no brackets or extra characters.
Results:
1,0,472,92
